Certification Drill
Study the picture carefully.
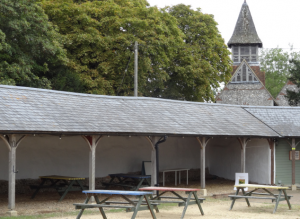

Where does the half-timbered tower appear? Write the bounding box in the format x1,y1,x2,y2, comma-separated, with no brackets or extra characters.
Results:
216,0,274,106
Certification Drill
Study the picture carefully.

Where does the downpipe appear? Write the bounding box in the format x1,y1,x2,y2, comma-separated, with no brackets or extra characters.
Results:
155,135,168,195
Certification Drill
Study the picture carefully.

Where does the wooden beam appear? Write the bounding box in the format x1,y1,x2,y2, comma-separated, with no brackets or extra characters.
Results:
6,134,26,214
267,139,275,185
196,137,211,189
8,135,16,211
237,137,250,173
82,135,102,202
292,138,296,185
285,138,300,187
0,135,11,151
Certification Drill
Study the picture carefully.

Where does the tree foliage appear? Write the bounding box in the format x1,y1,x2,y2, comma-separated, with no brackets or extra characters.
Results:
40,0,232,101
260,47,300,98
41,0,183,96
0,0,82,91
163,4,232,101
286,60,300,106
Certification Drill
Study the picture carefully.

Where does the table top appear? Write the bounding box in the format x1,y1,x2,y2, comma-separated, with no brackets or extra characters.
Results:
235,184,289,190
139,187,200,192
83,190,153,196
162,168,190,172
39,175,85,180
109,173,151,179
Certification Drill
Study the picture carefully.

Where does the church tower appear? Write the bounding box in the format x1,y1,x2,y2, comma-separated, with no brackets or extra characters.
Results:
216,1,274,106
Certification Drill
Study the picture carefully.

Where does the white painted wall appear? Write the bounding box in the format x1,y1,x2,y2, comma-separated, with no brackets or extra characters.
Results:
0,135,270,184
0,135,201,180
207,138,271,184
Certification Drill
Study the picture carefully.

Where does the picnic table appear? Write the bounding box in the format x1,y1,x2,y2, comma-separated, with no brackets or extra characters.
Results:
30,175,87,202
229,184,292,213
74,190,157,219
103,173,151,191
140,187,205,218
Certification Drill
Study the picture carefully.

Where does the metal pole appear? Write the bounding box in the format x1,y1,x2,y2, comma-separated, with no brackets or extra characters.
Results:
134,41,138,97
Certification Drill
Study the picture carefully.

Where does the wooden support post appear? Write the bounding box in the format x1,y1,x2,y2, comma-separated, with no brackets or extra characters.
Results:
8,135,17,212
196,137,211,191
89,137,96,192
237,137,250,173
82,135,102,201
145,136,159,186
286,138,300,190
0,134,26,216
291,138,296,188
267,139,275,185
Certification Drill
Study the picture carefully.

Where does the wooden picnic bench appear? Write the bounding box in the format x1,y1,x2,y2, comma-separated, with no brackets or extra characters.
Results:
229,184,292,214
140,187,205,219
103,173,151,191
30,175,87,202
74,190,157,219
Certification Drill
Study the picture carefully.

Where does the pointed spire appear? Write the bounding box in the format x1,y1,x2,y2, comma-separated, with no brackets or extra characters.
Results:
228,1,262,48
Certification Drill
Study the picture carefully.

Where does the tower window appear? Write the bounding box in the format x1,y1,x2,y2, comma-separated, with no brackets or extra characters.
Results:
242,65,247,81
237,73,241,81
231,64,259,83
232,46,258,62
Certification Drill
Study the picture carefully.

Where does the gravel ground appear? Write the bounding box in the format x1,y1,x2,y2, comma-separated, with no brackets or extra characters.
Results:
1,178,300,218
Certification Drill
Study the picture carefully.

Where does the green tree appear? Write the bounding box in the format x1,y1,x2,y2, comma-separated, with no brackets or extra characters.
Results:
0,0,81,91
163,4,232,101
41,0,184,96
260,46,300,98
41,0,231,101
286,60,300,106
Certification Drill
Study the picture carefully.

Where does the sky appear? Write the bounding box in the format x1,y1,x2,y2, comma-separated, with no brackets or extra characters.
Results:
147,0,300,51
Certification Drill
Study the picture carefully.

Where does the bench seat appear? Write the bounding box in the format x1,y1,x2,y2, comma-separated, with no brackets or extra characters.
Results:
228,195,276,200
73,203,134,210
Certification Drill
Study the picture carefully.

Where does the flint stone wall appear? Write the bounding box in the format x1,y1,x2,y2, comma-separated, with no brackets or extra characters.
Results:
217,83,274,106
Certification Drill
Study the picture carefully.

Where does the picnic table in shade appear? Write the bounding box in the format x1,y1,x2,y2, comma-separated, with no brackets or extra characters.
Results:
139,187,205,218
103,173,151,191
229,184,292,214
30,175,87,202
73,190,157,219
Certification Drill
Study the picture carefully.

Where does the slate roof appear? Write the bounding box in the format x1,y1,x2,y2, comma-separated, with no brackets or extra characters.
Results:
0,85,278,137
228,1,263,48
244,106,300,137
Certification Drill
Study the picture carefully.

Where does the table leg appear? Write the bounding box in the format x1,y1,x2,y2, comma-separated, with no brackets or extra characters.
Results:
193,191,204,215
76,180,86,191
163,172,165,186
175,171,177,186
273,189,282,214
135,178,145,191
31,178,46,199
242,188,251,207
131,195,144,219
229,188,239,210
179,171,181,184
144,195,157,219
94,195,107,219
59,180,75,202
187,170,188,185
76,196,90,219
282,189,292,210
105,176,115,189
180,191,192,219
